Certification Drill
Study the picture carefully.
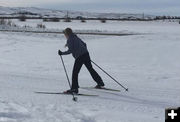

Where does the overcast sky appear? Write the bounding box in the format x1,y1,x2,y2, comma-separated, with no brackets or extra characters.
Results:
0,0,179,15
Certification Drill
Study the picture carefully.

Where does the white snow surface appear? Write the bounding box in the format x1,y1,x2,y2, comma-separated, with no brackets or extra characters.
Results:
0,21,180,122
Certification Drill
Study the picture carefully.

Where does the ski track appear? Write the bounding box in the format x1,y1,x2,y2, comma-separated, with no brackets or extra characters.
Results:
0,21,180,122
0,100,96,122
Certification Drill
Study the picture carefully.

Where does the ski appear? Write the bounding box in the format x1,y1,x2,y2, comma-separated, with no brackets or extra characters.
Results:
34,91,98,97
80,87,121,92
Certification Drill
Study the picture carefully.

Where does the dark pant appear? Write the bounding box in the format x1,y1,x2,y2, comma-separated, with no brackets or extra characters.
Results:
71,53,104,89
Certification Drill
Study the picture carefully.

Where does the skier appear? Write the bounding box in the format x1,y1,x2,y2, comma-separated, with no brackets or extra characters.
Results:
58,28,105,94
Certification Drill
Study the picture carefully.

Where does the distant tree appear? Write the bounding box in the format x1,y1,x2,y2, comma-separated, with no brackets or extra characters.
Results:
7,19,13,26
43,18,49,22
81,18,86,23
17,11,38,16
100,18,106,23
37,23,46,29
171,16,175,19
51,18,60,22
43,18,60,22
0,19,15,27
167,16,171,19
162,16,167,20
19,15,26,22
174,16,179,19
0,19,6,25
155,16,163,20
64,17,71,22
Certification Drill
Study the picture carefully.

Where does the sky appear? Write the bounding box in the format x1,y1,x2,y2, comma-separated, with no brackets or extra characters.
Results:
0,0,180,16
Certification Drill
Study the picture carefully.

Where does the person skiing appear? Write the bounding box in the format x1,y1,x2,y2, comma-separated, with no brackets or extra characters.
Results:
58,28,105,94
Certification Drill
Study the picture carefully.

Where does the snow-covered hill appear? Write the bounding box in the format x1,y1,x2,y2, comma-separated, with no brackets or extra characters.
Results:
0,6,155,19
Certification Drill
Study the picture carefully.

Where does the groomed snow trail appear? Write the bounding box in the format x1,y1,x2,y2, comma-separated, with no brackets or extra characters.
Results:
0,21,180,122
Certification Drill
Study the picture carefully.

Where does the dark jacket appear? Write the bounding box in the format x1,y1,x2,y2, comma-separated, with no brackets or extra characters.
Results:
62,34,88,59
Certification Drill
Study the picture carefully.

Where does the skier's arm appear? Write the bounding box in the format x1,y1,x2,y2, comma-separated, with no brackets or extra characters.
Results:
64,43,68,48
61,39,73,55
82,41,87,47
62,49,71,55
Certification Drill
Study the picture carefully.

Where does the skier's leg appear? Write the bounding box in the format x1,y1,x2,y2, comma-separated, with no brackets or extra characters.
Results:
71,57,83,89
84,53,104,86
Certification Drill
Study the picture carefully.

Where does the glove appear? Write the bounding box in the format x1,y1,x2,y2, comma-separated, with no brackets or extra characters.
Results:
58,50,63,55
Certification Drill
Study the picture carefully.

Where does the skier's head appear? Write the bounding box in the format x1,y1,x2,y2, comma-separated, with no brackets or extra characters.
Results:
63,28,73,39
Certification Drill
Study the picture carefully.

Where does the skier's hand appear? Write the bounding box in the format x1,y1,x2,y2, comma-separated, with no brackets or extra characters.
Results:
58,50,63,55
64,44,68,48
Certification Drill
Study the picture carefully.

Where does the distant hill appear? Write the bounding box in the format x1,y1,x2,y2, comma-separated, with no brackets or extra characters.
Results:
0,6,155,19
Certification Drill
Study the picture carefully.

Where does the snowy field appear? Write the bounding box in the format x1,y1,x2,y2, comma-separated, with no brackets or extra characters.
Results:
0,21,180,122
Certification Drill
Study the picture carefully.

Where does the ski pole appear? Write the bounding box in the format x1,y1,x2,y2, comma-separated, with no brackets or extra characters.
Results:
60,55,78,101
91,60,128,91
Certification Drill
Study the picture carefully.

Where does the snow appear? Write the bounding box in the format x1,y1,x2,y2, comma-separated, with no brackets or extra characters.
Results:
0,20,180,122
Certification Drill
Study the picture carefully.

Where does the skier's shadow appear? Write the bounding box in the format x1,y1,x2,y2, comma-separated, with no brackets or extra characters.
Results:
81,88,171,107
